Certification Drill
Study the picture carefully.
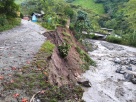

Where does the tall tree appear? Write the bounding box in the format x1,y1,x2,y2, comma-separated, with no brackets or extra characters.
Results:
0,0,19,17
124,0,136,31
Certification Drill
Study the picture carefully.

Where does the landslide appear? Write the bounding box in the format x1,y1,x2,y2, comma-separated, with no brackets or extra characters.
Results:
44,27,85,86
1,27,94,102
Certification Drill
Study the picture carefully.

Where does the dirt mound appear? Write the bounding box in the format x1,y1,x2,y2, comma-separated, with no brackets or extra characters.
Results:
43,27,85,86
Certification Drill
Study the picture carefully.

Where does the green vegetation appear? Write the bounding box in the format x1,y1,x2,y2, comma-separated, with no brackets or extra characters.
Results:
0,0,21,31
3,38,84,101
76,47,96,71
58,42,71,58
15,0,25,4
106,35,122,44
72,0,104,14
0,17,21,32
4,65,84,101
40,41,55,55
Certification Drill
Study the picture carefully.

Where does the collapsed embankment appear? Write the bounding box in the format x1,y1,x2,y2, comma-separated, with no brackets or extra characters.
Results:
1,26,94,102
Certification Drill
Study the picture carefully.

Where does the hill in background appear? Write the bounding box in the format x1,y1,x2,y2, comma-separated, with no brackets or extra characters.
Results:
72,0,104,14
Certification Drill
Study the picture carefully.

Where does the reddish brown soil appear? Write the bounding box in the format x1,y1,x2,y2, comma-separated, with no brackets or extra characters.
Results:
43,27,85,86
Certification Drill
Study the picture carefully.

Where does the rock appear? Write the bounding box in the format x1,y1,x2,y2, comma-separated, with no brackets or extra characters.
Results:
116,67,126,74
114,58,121,64
116,67,122,73
131,77,136,84
126,67,132,71
77,80,91,87
124,73,133,81
14,41,17,44
35,99,41,102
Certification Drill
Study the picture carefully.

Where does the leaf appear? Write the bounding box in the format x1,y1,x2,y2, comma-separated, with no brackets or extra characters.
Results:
11,67,16,70
43,72,48,75
10,79,14,83
0,76,4,80
40,90,46,94
13,93,20,98
21,98,28,102
26,61,30,64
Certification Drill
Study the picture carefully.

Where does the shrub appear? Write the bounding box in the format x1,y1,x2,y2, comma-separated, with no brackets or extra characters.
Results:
58,43,71,58
76,47,96,71
128,33,136,47
0,16,21,32
42,22,56,30
58,18,67,26
65,0,75,3
69,23,74,31
106,35,122,44
0,15,9,26
83,34,99,39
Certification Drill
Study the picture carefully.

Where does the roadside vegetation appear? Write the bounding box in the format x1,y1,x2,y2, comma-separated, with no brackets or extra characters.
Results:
0,0,21,32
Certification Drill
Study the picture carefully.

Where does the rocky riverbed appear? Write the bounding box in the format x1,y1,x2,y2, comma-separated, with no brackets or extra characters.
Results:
82,40,136,102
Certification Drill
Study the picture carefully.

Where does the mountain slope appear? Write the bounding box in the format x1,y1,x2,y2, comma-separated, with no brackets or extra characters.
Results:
72,0,104,14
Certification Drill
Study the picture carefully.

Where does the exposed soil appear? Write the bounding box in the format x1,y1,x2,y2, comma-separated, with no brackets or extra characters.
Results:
44,27,85,86
0,21,88,101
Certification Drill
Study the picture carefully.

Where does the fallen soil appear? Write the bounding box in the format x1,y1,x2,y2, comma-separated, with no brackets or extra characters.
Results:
43,27,85,86
82,40,136,102
0,21,90,101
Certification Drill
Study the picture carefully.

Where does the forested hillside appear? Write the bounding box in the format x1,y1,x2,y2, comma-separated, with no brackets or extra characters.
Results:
72,0,104,14
66,0,136,46
96,0,136,46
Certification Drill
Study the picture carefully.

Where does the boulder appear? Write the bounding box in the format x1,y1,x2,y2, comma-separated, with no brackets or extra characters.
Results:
114,58,121,64
77,80,91,87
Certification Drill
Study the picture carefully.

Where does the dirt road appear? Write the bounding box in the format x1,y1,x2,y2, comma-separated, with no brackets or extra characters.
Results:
0,20,46,96
0,20,46,70
82,40,136,102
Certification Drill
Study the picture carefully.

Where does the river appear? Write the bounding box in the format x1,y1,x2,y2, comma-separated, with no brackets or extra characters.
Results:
82,40,136,102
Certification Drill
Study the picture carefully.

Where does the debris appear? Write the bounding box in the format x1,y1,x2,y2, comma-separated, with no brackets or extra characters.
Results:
13,93,20,98
0,76,4,80
21,98,28,102
77,80,91,87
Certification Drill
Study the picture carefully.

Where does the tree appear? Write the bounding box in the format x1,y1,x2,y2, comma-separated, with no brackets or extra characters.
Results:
124,0,136,31
0,0,19,17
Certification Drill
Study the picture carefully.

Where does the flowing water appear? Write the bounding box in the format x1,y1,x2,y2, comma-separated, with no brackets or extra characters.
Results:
82,40,136,102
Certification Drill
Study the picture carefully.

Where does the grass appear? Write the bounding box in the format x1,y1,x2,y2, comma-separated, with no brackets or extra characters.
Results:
106,35,122,44
2,39,84,101
0,18,21,32
76,47,96,71
40,41,55,55
72,0,104,14
15,0,25,4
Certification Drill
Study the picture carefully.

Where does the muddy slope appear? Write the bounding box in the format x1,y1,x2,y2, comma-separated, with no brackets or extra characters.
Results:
43,27,84,86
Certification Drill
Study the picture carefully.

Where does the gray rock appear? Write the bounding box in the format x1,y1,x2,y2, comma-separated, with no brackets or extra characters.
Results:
116,67,126,74
126,67,132,71
114,58,121,64
131,77,136,84
124,73,133,81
